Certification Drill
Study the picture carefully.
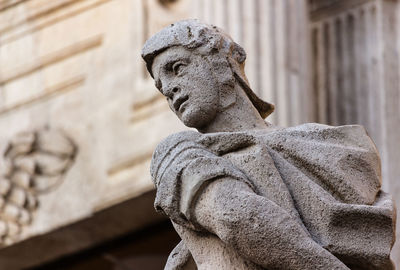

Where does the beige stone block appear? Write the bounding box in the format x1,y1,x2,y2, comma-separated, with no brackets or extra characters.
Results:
2,74,44,111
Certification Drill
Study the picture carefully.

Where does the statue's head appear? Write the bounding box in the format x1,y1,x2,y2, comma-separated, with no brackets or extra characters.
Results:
141,19,273,129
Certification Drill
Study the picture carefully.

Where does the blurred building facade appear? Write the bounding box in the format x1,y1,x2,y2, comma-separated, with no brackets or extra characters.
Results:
0,0,399,269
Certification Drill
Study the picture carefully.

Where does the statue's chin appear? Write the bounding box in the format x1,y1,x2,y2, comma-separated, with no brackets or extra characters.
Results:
181,116,202,129
179,110,215,130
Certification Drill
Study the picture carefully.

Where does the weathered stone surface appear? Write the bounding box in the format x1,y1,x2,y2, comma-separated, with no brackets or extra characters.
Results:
143,20,396,270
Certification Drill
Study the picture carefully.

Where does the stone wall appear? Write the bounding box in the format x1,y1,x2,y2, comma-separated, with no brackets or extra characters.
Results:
0,0,189,267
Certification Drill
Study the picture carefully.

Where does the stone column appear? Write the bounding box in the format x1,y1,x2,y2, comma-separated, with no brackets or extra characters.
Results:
192,0,311,127
308,0,400,265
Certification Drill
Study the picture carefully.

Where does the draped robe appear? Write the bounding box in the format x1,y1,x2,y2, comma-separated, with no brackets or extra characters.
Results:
150,123,396,270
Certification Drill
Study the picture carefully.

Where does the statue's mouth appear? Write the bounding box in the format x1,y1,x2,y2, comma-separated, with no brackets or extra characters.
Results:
174,95,189,112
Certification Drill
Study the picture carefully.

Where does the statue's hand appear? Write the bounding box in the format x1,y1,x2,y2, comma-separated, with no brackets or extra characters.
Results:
165,241,196,270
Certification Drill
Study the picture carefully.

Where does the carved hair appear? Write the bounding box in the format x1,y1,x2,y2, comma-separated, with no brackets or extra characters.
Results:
141,19,274,118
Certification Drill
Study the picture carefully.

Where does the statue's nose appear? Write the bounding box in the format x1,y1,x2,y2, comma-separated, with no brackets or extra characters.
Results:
164,85,180,99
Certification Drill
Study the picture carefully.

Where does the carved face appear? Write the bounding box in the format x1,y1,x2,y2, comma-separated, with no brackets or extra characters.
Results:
152,46,220,129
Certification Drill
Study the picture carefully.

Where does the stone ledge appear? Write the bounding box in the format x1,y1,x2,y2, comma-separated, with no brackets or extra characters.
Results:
0,189,164,270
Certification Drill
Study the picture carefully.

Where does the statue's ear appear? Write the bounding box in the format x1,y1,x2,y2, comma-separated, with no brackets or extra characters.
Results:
231,43,246,64
206,54,237,111
219,84,237,111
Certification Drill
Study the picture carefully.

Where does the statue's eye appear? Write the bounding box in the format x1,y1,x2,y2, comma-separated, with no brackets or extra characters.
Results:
172,61,185,75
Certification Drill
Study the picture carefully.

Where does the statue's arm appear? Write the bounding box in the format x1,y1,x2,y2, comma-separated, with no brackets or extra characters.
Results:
165,241,196,270
151,132,348,269
192,177,350,270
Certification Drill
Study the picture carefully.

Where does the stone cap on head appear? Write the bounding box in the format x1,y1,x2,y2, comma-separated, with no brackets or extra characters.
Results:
141,19,274,119
141,19,231,78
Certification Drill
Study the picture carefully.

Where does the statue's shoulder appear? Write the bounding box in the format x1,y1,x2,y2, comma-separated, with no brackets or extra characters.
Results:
264,122,378,165
269,122,367,134
153,130,257,157
150,131,201,180
154,131,201,153
266,123,374,148
264,122,381,205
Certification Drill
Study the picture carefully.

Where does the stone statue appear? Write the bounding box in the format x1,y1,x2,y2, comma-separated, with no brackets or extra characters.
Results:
142,20,396,270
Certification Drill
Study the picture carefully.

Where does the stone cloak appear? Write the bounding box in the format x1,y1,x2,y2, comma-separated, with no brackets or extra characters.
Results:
150,123,396,269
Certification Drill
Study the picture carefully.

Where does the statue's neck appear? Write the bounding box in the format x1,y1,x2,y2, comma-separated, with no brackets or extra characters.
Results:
198,85,269,134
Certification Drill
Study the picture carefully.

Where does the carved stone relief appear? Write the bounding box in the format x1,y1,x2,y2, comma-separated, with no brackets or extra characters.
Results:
0,128,76,245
